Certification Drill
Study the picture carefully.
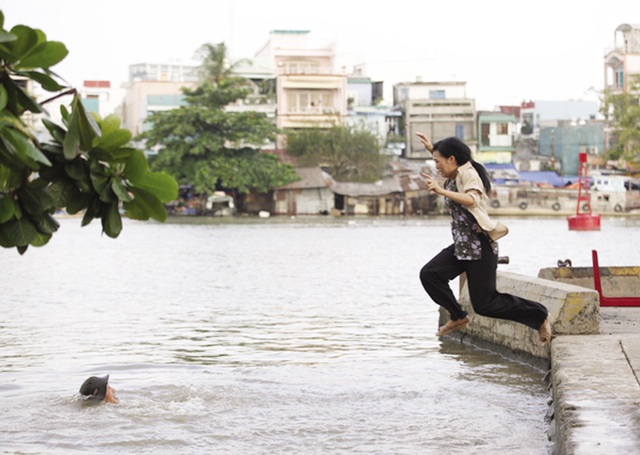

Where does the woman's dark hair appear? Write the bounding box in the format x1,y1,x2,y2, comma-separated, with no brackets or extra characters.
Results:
432,137,492,193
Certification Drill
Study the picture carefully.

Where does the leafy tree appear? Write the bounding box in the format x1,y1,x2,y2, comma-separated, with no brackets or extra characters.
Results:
600,75,640,168
0,11,178,254
286,125,388,182
140,42,297,209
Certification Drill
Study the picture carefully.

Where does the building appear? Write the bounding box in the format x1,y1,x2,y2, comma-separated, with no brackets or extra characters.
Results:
393,81,476,159
273,167,334,215
538,122,605,176
603,23,640,155
128,62,199,83
80,80,123,119
254,30,347,134
121,62,198,142
604,24,640,95
520,99,600,139
121,79,196,141
476,111,517,164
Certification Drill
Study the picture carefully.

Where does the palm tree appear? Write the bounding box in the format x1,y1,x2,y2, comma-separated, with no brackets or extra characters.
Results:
195,42,248,85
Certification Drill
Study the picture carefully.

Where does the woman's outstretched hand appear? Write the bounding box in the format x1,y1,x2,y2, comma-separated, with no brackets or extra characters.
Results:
415,132,433,153
422,173,442,195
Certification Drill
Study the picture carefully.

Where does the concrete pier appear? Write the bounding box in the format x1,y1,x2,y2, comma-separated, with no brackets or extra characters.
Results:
438,266,640,454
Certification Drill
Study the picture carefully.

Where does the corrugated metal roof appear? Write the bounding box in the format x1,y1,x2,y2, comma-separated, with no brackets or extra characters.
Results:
277,167,333,190
331,179,401,197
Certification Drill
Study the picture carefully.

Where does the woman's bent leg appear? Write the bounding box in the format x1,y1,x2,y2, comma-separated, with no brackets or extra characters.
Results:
419,245,468,321
466,237,548,330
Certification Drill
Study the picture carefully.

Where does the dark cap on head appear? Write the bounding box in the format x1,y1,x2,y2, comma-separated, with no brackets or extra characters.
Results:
79,375,109,402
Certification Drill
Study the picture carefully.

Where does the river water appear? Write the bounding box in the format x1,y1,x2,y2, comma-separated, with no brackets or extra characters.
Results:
2,215,639,454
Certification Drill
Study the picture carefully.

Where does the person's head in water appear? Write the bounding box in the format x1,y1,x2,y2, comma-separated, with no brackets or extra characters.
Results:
79,375,119,404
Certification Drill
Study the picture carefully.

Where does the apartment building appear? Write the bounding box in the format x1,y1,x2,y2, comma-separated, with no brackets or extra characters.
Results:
121,62,198,140
394,81,476,159
254,30,347,132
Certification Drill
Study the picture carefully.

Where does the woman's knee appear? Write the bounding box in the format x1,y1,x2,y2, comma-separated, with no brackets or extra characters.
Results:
419,264,436,283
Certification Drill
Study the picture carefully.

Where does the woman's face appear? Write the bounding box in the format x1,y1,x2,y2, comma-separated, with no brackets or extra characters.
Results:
432,150,458,179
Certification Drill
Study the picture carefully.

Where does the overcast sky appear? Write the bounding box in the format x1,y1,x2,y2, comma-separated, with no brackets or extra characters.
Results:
3,0,639,109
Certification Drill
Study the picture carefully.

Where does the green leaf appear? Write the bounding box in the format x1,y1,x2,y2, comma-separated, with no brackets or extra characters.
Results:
73,95,101,150
42,118,66,143
81,197,101,226
0,30,17,44
3,127,51,166
17,41,68,69
96,128,131,152
0,137,31,170
129,187,167,222
17,183,55,215
7,77,43,114
30,231,52,247
101,201,122,238
0,162,23,191
66,191,92,215
134,172,178,202
101,114,121,134
63,109,81,159
60,104,70,123
90,173,113,203
0,195,16,223
15,70,65,92
48,177,74,207
123,149,148,183
111,178,133,202
64,160,86,181
31,212,59,235
107,146,136,161
122,199,149,221
0,85,8,111
6,25,38,61
0,217,38,246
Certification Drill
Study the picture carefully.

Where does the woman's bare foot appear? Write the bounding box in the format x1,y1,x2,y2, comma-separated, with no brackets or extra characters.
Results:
539,318,552,344
436,316,470,337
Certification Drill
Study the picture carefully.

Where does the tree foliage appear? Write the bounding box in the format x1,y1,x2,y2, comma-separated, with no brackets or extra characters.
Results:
600,75,640,168
140,42,298,198
286,125,388,182
0,10,178,254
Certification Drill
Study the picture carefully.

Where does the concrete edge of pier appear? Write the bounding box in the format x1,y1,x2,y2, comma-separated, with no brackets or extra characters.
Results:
438,267,640,454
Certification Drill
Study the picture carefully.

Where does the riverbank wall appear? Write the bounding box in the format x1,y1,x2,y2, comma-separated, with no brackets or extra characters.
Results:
439,265,640,454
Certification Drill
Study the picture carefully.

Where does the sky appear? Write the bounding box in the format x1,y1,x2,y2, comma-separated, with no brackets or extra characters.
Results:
3,0,640,110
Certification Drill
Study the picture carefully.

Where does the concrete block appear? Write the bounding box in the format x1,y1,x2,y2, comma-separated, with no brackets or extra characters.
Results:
539,266,640,297
551,335,640,454
438,271,600,360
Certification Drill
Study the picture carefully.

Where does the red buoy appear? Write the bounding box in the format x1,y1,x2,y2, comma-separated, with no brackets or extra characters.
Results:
567,152,601,230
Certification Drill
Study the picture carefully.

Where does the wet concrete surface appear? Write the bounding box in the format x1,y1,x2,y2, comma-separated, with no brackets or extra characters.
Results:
551,307,640,454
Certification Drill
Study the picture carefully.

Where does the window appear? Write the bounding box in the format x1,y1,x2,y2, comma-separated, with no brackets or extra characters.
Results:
497,123,509,135
287,90,333,113
481,123,490,146
455,124,464,139
617,70,624,88
429,90,445,99
283,61,320,74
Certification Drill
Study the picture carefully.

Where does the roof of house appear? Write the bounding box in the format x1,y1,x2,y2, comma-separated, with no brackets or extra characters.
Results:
277,167,333,190
331,179,401,197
